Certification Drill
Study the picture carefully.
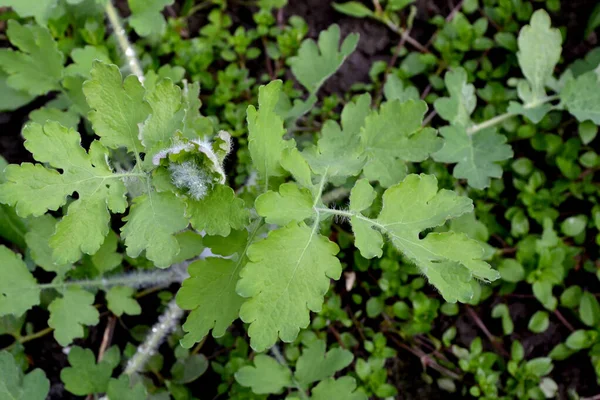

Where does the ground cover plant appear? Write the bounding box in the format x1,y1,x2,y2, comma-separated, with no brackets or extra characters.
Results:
0,0,599,399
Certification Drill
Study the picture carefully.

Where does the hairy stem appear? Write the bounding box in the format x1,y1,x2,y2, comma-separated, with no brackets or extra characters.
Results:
104,1,144,82
466,94,560,136
37,264,188,291
124,299,183,375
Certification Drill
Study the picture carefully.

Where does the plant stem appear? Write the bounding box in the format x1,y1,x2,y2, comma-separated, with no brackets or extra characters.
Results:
37,265,188,291
466,95,560,136
124,299,183,375
104,0,144,82
270,345,309,399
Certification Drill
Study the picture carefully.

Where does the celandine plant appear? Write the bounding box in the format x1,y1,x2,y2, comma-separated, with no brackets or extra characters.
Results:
0,1,599,398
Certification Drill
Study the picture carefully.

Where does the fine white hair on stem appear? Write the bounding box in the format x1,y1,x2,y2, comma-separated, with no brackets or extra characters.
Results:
123,299,183,376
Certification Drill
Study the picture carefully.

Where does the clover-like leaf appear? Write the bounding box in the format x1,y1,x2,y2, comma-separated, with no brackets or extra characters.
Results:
289,24,359,94
60,346,114,395
360,99,440,187
0,20,64,96
237,224,342,351
106,287,142,317
434,68,476,127
128,0,174,37
433,125,513,190
0,351,49,400
346,174,499,302
107,376,148,400
0,122,128,264
235,354,292,394
0,246,40,317
295,339,353,388
310,377,367,400
48,287,99,346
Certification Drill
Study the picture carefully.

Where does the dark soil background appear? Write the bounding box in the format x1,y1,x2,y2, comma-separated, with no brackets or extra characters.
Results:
1,0,599,399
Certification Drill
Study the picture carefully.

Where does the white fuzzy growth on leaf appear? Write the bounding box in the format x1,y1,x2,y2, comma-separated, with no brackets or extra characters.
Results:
168,161,210,200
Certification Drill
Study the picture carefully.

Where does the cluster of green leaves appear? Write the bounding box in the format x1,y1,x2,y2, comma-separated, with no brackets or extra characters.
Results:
1,0,600,399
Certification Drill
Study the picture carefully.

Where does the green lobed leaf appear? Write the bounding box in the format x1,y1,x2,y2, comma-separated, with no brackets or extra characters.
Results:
433,125,513,190
0,0,59,26
561,70,600,124
434,68,476,127
348,174,499,302
177,257,246,348
29,108,79,130
247,80,293,182
0,246,40,317
237,223,342,351
106,375,148,400
516,9,562,103
310,377,367,400
0,20,64,96
106,286,142,317
289,24,359,94
383,74,420,102
128,0,174,37
349,179,383,259
186,185,249,236
235,354,292,394
0,351,49,400
360,99,440,187
64,46,111,78
302,94,370,181
60,346,114,395
48,287,99,346
83,62,151,154
121,191,188,268
25,215,71,274
0,122,128,264
295,339,353,388
256,183,314,225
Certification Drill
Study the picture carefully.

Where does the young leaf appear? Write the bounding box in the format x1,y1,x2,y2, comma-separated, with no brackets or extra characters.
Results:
255,183,314,225
383,75,420,102
434,68,476,127
0,351,49,400
235,354,292,394
237,224,341,351
48,287,99,346
121,191,188,268
0,21,64,96
128,0,174,37
247,80,293,182
561,71,600,124
332,2,375,18
107,376,148,400
64,46,111,78
360,99,440,187
186,185,249,236
177,258,245,348
0,246,40,317
433,125,513,190
310,377,367,400
516,10,561,103
349,180,384,259
60,346,114,395
302,94,370,181
289,24,359,94
345,174,499,302
295,340,353,388
83,62,151,154
0,122,128,264
106,287,142,317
